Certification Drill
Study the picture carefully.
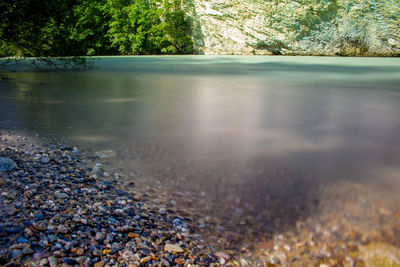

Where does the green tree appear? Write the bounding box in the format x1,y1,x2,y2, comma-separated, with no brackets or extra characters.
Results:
106,0,193,55
70,0,116,56
0,0,78,57
161,0,193,54
0,0,193,58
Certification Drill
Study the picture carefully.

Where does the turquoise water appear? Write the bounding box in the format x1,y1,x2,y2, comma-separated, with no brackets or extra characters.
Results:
1,56,400,243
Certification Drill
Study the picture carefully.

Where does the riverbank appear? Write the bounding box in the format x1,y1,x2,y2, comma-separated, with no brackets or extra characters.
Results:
0,130,220,266
2,131,400,267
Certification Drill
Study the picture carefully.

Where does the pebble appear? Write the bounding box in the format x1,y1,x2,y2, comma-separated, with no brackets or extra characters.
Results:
62,258,78,264
17,237,29,243
215,252,231,260
48,256,58,267
22,247,34,255
56,192,69,199
140,256,153,263
95,232,104,241
122,250,136,261
0,157,16,171
41,155,50,163
40,258,48,266
76,248,84,256
11,249,23,258
164,244,184,253
94,149,116,159
102,249,111,255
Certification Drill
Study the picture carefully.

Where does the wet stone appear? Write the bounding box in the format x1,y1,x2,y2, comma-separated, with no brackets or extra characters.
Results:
17,237,28,244
0,157,16,172
122,250,136,261
0,131,219,267
95,232,104,241
94,150,116,159
40,258,48,266
22,247,34,255
62,258,78,264
48,256,58,267
164,244,184,253
41,155,50,163
11,249,23,259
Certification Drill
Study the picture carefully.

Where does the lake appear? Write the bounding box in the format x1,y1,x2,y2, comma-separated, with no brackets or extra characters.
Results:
1,56,400,259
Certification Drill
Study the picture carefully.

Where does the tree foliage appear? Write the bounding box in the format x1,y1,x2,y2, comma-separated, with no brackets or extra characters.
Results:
0,0,193,58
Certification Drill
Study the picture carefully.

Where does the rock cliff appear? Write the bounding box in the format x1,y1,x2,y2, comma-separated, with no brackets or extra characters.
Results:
183,0,400,55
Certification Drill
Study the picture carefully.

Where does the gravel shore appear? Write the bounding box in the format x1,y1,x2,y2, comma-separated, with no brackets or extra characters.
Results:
0,130,219,266
2,129,400,267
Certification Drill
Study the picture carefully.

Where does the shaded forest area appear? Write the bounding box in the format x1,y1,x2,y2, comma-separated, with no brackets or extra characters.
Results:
0,0,194,57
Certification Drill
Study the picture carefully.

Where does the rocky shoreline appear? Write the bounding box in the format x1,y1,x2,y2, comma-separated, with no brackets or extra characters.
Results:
0,130,220,266
2,128,400,267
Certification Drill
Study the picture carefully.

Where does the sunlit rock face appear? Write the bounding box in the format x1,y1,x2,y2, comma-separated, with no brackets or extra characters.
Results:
184,0,400,55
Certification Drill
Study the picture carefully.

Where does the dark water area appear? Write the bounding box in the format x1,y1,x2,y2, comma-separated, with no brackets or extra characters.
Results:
1,56,400,251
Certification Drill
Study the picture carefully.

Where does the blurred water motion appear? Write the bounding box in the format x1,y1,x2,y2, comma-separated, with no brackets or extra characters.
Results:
1,56,400,244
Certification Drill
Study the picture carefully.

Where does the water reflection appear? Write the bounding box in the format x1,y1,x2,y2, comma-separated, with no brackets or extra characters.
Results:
1,57,400,246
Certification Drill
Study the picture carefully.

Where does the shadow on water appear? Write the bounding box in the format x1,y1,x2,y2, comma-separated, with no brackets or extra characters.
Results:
1,57,400,248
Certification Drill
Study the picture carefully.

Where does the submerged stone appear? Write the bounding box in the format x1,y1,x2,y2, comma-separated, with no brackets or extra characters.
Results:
94,150,116,159
0,157,16,172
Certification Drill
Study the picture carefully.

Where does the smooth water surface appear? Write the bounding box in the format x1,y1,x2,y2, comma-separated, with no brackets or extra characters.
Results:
1,56,400,244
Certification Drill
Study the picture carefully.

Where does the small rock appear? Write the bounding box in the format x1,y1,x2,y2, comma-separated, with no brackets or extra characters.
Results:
95,232,104,241
122,250,136,261
40,258,49,266
56,192,69,199
0,157,16,172
92,249,102,256
17,237,29,243
164,244,184,253
22,247,34,255
128,232,138,238
215,252,231,260
174,258,185,264
94,262,105,267
41,155,50,163
94,150,116,159
48,256,58,267
76,248,84,256
102,249,111,255
48,235,57,242
6,207,18,216
11,249,23,259
140,256,153,263
62,258,78,264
